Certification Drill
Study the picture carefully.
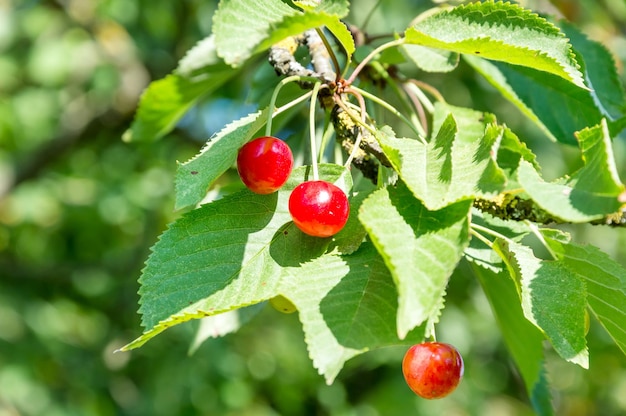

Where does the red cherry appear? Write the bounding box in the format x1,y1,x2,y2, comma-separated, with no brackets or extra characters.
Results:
402,342,464,399
288,180,349,238
237,136,293,194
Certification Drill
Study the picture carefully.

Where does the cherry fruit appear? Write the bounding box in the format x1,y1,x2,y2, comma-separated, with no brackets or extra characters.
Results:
288,180,349,237
402,342,464,399
237,136,293,194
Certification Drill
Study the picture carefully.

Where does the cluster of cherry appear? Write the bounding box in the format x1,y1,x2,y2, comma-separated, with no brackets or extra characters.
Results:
238,137,463,400
237,136,349,238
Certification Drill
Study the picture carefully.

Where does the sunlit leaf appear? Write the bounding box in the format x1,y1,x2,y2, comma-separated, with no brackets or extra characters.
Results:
518,120,626,222
175,109,268,210
376,104,507,210
290,243,424,382
545,236,626,356
123,164,350,349
494,239,588,368
214,0,351,67
358,181,471,338
405,1,585,88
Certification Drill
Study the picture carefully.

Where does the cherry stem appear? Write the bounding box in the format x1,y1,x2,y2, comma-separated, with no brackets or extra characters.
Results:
309,82,323,181
274,90,313,116
266,75,318,137
401,83,429,136
346,38,404,85
469,228,494,249
470,223,515,246
318,111,334,163
315,28,341,82
526,221,558,261
407,79,446,104
351,86,426,141
367,60,426,136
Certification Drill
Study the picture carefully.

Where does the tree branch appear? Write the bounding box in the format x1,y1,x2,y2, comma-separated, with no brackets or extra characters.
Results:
474,196,626,227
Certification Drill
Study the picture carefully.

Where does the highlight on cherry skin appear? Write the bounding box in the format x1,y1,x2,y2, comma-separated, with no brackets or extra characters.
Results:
402,342,464,399
236,136,294,194
288,180,350,238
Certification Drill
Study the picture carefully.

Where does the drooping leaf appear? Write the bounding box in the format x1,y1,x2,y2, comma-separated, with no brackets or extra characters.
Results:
518,120,626,222
405,1,585,88
472,264,553,416
494,239,588,368
358,181,471,338
464,19,626,145
213,0,351,67
464,55,602,145
376,104,507,210
287,243,424,382
559,21,626,120
175,109,267,210
320,243,425,350
122,164,350,350
124,36,235,142
544,236,626,356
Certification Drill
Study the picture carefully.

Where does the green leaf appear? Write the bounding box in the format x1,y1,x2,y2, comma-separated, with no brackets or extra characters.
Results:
213,0,296,67
545,237,626,356
124,36,235,142
213,0,351,67
494,239,588,368
358,181,471,338
320,244,424,350
175,109,268,210
464,55,602,145
495,126,539,190
472,264,553,416
327,189,371,255
322,18,355,62
559,21,626,120
517,120,626,222
376,104,507,210
254,13,354,62
293,1,354,61
400,44,459,73
405,1,585,88
570,120,625,195
123,164,350,350
287,243,424,381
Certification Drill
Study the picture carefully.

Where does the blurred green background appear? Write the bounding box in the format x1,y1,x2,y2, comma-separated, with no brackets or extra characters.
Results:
1,1,625,415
